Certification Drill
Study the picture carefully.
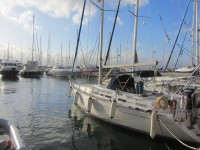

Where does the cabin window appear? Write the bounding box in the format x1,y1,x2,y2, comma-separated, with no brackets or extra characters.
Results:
105,95,111,98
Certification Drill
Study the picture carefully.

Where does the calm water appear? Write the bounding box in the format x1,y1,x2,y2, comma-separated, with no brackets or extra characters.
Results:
0,75,195,150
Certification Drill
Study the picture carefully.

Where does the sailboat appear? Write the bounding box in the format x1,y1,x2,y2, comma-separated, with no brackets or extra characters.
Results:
20,16,43,78
47,43,73,77
146,0,200,93
69,0,200,146
168,0,199,76
0,119,27,150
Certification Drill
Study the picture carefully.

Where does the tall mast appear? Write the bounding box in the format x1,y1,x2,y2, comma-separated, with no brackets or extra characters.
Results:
195,0,199,67
72,0,86,73
116,47,118,64
7,43,9,60
47,29,50,66
4,49,5,59
40,35,42,66
126,41,128,64
98,0,104,84
132,0,139,76
61,42,63,66
11,47,12,60
69,41,70,67
191,1,195,66
32,15,35,62
21,43,23,63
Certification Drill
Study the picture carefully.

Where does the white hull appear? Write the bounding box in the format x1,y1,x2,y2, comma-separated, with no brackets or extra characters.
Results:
175,66,196,73
0,60,20,77
48,70,72,77
47,66,72,77
71,83,200,143
76,70,99,77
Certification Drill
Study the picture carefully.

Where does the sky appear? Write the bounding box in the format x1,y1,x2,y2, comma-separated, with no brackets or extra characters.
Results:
0,0,199,69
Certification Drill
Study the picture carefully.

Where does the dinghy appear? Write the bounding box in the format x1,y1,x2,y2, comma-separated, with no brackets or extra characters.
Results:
0,119,27,150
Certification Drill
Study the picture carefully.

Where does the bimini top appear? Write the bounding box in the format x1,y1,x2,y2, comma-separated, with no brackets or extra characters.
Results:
135,70,162,77
106,74,135,92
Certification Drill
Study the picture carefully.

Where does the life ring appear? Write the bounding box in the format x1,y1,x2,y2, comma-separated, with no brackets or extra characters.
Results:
155,96,168,110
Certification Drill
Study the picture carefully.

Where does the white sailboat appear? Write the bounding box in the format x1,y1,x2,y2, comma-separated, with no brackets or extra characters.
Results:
70,0,200,146
175,65,196,73
174,0,199,76
20,16,43,78
47,66,72,77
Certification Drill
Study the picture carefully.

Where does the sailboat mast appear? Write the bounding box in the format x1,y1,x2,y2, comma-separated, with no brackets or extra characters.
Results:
191,1,195,66
40,35,42,66
21,43,23,63
61,42,63,66
132,0,139,76
47,29,50,66
98,0,104,84
72,0,86,73
7,43,9,60
195,0,199,67
32,15,35,62
68,41,70,67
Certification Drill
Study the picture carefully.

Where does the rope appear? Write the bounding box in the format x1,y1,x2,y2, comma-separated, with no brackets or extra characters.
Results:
157,114,171,150
158,119,198,150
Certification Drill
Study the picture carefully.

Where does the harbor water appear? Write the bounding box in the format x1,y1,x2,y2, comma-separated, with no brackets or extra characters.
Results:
0,75,195,150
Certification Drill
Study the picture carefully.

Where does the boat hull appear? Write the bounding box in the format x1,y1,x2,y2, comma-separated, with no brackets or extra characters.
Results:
71,84,200,143
48,70,71,77
20,69,43,78
0,69,19,77
76,70,99,77
0,119,27,150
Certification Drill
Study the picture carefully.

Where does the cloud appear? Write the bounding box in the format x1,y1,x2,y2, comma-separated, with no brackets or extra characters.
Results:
117,17,123,26
0,0,97,28
19,11,42,32
0,0,148,33
0,6,18,22
108,16,123,26
0,6,42,32
121,0,149,7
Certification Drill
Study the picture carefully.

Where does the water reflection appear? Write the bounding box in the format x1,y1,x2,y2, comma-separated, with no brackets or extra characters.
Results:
68,105,191,150
1,76,19,82
0,75,195,150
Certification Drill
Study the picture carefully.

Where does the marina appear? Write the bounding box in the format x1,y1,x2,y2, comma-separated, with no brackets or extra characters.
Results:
0,0,200,149
0,75,198,150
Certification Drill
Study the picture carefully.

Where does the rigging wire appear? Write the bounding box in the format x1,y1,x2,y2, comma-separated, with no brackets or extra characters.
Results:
174,16,192,69
176,0,184,14
176,43,199,65
88,37,100,66
72,0,86,74
104,0,121,66
159,14,170,42
164,0,192,70
86,0,91,66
